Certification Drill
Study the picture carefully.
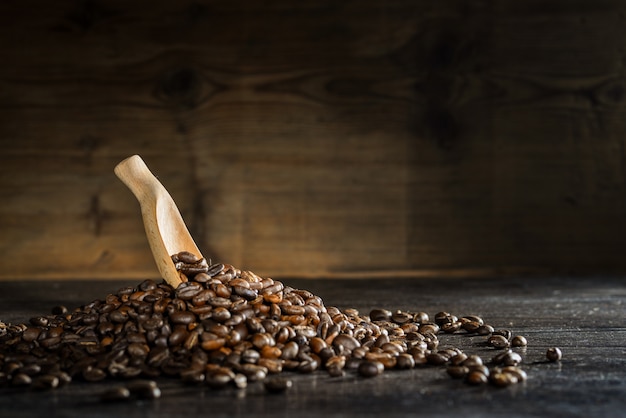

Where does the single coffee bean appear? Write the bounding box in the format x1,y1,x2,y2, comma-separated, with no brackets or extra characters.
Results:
51,306,68,315
233,373,248,389
175,251,201,264
11,373,32,387
264,377,293,393
19,363,41,376
101,386,131,402
32,374,59,390
491,350,512,365
206,370,234,388
502,351,522,367
83,367,107,382
396,353,415,369
391,311,413,324
413,312,429,323
488,335,510,349
169,311,196,325
447,365,469,379
546,347,562,362
426,352,449,365
461,321,481,333
332,334,360,352
490,371,518,387
501,366,528,382
476,324,495,336
511,335,528,347
369,309,392,321
465,370,488,385
126,379,160,398
29,316,49,327
358,361,384,377
468,364,490,377
434,312,457,325
441,322,462,334
449,353,468,366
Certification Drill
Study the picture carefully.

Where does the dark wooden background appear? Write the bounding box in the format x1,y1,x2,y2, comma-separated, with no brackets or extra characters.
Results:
1,0,625,280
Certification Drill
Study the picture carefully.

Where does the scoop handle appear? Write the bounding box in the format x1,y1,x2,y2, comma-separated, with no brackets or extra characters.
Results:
114,155,184,288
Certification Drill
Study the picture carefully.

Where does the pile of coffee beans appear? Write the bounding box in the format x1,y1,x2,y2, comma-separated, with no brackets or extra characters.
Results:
0,251,559,397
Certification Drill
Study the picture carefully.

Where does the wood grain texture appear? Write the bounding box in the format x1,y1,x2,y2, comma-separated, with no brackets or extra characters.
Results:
1,0,626,279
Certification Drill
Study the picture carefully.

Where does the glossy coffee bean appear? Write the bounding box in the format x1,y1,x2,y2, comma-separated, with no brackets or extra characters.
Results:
546,347,562,362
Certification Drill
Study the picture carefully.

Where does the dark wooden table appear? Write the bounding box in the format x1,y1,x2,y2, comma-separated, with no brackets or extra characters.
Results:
1,276,625,417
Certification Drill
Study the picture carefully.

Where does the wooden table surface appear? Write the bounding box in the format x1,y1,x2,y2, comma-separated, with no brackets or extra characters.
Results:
1,276,625,418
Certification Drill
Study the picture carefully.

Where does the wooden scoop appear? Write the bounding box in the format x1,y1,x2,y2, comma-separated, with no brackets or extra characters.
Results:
114,155,202,288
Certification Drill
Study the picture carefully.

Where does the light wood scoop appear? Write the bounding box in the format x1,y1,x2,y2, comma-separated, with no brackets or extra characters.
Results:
114,155,202,288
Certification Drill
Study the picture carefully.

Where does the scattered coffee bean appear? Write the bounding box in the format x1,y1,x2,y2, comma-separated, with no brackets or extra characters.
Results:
466,370,488,385
546,347,562,362
264,377,293,393
490,371,517,387
488,335,510,349
511,336,527,347
358,361,384,377
101,386,131,402
447,365,469,379
51,305,68,315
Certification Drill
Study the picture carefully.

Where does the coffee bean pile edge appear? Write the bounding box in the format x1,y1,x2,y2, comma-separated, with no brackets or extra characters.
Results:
0,251,561,398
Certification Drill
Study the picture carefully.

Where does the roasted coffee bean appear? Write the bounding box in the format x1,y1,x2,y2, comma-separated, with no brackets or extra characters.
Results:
258,358,283,374
11,373,32,387
32,374,59,390
358,360,384,377
126,379,160,398
297,358,320,374
491,350,511,365
546,347,562,362
490,371,517,387
413,312,429,323
101,386,131,402
426,352,449,365
332,334,360,352
396,353,415,369
502,351,522,366
175,251,201,264
83,366,107,382
206,369,234,388
476,324,495,336
29,316,49,327
466,370,488,385
55,371,72,387
170,311,196,326
369,309,392,322
419,324,439,335
461,321,481,333
19,363,41,376
511,335,528,347
488,335,510,349
239,364,268,382
447,365,469,379
441,322,462,334
492,329,512,340
391,311,413,324
233,373,248,389
463,354,483,368
434,312,456,325
264,377,293,393
51,306,68,315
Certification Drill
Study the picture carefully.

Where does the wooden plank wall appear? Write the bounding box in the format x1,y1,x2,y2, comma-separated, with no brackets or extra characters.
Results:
1,0,625,280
